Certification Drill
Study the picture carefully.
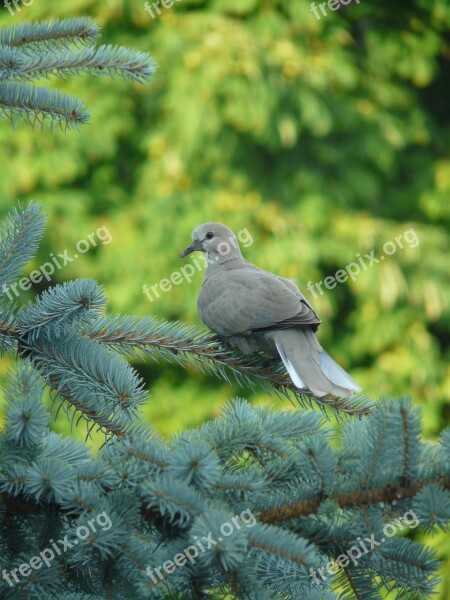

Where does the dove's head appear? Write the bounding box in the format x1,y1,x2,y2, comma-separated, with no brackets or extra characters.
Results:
180,222,243,264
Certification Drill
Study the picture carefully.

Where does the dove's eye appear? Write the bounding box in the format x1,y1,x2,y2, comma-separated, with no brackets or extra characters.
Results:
205,232,214,239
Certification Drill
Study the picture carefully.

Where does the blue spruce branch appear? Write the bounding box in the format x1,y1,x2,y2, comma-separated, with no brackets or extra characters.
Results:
0,81,90,129
0,18,100,49
0,203,448,598
83,314,373,416
0,18,156,130
0,386,449,599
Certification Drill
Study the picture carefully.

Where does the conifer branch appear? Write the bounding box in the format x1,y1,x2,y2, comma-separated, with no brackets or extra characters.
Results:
84,315,373,416
0,45,156,83
1,390,448,598
0,203,447,598
0,18,100,49
0,320,17,337
0,18,155,129
48,379,128,439
0,201,46,290
260,475,450,524
0,82,90,129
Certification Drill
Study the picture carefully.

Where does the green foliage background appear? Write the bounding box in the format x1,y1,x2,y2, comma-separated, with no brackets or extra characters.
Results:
0,0,449,596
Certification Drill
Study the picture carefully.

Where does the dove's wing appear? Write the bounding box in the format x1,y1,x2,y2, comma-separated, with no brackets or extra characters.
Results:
198,262,320,336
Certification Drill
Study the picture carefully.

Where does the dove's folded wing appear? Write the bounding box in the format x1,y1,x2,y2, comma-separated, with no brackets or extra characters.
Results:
198,265,320,336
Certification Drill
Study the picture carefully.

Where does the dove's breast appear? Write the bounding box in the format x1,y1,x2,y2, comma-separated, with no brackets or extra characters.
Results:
197,271,256,336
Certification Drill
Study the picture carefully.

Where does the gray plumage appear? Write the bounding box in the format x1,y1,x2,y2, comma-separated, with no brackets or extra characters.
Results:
180,222,361,398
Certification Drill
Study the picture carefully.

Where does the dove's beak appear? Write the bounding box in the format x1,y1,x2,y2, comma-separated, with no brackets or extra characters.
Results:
180,240,203,258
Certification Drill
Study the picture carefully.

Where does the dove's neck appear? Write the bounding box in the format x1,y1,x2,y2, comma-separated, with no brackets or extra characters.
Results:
204,246,244,270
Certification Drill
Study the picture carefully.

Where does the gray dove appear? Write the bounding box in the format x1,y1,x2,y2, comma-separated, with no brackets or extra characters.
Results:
180,222,361,398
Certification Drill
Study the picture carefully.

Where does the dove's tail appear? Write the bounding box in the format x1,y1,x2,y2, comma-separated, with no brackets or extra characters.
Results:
271,329,361,398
